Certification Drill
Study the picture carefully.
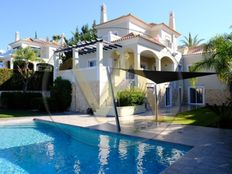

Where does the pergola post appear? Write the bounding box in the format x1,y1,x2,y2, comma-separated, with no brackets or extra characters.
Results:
33,62,37,71
53,52,59,80
96,41,104,106
72,48,79,70
10,58,14,69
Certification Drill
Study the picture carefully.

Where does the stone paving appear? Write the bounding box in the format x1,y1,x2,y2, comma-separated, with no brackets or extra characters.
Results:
0,114,231,174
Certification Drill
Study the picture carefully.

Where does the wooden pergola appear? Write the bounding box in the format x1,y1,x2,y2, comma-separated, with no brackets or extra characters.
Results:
54,39,122,55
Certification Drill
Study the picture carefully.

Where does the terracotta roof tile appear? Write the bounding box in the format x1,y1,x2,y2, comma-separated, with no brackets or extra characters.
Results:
10,38,60,47
187,45,205,54
112,32,165,47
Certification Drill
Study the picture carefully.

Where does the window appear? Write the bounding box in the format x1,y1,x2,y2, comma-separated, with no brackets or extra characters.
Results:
178,65,183,72
31,47,41,57
165,39,172,48
188,87,204,105
179,87,182,105
165,87,172,107
88,60,96,67
0,61,3,68
112,31,118,36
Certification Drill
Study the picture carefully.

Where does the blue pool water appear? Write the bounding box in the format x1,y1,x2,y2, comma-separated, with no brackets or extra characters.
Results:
0,121,191,174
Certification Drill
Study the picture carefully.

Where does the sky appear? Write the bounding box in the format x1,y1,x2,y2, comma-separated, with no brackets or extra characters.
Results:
0,0,231,49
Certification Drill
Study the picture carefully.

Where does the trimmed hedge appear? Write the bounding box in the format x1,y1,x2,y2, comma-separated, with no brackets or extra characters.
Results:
117,88,145,106
49,77,72,112
0,77,72,112
0,69,53,91
1,92,43,109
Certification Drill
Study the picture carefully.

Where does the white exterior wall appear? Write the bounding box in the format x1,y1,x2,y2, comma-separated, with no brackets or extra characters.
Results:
128,21,147,35
183,54,227,89
97,21,129,41
183,53,229,105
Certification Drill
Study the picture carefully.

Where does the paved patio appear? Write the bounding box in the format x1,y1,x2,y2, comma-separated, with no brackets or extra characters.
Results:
0,114,231,174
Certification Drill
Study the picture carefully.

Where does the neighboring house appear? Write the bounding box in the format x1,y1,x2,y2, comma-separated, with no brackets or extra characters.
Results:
181,45,229,106
0,32,61,70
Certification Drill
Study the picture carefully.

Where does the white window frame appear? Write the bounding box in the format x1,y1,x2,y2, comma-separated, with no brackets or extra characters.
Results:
165,87,172,107
87,59,97,67
188,86,205,105
178,87,183,105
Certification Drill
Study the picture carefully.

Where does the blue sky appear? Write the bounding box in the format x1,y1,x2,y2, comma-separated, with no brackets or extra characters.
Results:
0,0,231,49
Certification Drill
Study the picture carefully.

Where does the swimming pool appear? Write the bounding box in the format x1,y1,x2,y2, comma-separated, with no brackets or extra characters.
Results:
0,121,191,174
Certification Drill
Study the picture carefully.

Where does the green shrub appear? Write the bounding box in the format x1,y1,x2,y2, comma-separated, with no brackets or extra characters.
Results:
0,69,53,91
1,92,43,109
207,103,232,128
0,68,13,86
49,77,72,112
117,88,145,106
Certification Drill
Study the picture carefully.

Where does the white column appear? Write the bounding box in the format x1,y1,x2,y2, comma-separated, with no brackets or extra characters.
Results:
134,52,140,70
53,53,59,80
96,42,105,106
173,62,178,71
72,48,79,70
96,42,104,67
119,49,125,69
134,52,140,86
10,58,14,69
156,58,161,71
33,62,37,71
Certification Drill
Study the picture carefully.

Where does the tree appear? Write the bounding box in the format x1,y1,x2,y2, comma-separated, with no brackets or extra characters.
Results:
191,33,232,99
67,20,97,46
181,33,204,47
14,47,43,92
60,20,97,68
52,35,61,42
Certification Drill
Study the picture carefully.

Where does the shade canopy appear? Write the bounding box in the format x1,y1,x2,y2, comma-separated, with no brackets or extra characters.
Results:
118,68,216,84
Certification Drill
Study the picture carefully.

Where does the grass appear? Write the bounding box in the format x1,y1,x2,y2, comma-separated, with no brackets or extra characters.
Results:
0,109,48,118
158,107,220,127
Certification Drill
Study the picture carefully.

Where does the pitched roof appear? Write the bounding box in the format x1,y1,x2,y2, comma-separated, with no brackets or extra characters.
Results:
9,38,60,47
96,13,180,36
96,13,150,28
182,45,205,55
112,32,165,47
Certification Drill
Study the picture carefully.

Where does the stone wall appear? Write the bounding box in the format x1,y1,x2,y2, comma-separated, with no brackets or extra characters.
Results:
205,89,230,105
70,81,100,113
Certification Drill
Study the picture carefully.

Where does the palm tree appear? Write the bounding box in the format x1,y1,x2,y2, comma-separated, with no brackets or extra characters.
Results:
181,33,204,47
191,33,232,99
14,47,42,92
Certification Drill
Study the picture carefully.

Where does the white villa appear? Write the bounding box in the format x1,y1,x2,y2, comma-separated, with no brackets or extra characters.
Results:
0,32,61,70
0,4,229,114
52,4,229,114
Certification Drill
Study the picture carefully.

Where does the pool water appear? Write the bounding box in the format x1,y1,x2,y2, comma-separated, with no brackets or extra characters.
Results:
0,121,191,174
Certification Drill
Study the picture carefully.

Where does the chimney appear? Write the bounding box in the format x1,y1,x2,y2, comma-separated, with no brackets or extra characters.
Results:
60,33,66,47
15,31,20,41
169,11,176,30
100,3,108,23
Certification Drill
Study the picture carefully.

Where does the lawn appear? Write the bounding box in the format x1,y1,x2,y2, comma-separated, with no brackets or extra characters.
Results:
158,107,220,127
0,109,47,118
